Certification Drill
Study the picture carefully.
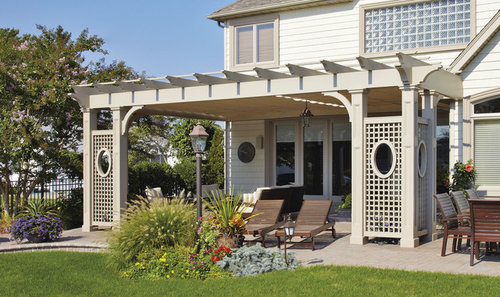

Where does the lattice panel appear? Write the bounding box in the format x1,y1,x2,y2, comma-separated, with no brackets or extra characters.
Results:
365,121,402,236
92,132,114,225
417,123,429,231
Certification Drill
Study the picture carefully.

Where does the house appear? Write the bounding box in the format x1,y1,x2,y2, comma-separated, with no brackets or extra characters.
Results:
71,0,500,248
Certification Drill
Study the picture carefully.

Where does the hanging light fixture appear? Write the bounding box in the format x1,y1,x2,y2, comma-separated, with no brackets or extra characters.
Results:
300,101,314,127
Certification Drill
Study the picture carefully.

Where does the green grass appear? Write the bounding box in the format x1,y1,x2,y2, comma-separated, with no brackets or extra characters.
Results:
0,251,498,297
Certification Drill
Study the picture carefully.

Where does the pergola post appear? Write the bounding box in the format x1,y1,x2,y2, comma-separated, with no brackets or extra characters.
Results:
400,86,419,248
422,90,439,241
111,107,129,225
349,89,368,245
82,108,97,232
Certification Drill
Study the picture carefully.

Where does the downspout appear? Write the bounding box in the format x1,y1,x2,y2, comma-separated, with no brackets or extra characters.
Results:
217,21,225,29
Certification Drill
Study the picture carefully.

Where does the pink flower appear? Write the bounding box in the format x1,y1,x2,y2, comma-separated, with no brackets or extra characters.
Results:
42,90,47,96
466,164,473,172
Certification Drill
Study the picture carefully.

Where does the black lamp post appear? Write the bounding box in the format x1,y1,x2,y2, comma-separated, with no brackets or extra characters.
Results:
189,122,209,220
283,213,295,265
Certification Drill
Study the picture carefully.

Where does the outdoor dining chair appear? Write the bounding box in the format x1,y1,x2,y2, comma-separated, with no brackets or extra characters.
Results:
244,199,285,247
433,193,471,256
275,200,336,251
451,191,470,216
469,199,500,266
466,189,481,199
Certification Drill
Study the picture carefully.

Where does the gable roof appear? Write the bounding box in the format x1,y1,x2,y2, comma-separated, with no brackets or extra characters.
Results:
207,0,352,21
449,10,500,74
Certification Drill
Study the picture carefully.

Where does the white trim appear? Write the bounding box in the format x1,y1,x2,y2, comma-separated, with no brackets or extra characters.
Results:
371,140,397,179
418,140,427,178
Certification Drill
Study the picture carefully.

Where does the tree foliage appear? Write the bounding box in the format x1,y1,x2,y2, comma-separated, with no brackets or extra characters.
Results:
0,25,136,216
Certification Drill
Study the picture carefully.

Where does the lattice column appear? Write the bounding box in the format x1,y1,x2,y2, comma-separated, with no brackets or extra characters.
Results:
92,131,114,226
349,89,368,245
111,107,128,225
401,86,419,248
82,108,97,232
422,90,439,241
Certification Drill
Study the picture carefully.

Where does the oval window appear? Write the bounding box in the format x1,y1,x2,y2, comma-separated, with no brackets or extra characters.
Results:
96,148,112,177
372,141,396,178
418,141,427,177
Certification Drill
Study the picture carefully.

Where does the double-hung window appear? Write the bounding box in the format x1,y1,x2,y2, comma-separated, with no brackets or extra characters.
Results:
230,16,278,69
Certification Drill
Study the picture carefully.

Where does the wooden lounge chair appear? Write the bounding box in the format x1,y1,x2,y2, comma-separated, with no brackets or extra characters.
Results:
275,200,336,251
469,199,500,266
433,193,471,256
244,199,285,247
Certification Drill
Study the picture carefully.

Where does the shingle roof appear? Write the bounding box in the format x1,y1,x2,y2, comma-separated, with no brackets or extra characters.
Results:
208,0,351,21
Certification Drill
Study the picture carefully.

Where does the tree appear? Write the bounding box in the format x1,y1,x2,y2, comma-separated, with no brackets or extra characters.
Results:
169,119,220,159
128,116,175,165
0,26,137,216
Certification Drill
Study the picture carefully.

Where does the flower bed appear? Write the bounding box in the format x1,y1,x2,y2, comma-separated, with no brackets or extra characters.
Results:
9,214,63,243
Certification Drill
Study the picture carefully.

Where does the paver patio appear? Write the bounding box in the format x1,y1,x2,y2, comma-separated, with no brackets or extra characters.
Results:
1,221,499,276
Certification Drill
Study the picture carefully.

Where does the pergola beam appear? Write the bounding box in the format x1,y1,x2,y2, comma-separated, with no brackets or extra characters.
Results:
194,73,230,85
223,70,262,82
321,60,359,73
254,67,292,79
357,56,392,70
286,63,324,76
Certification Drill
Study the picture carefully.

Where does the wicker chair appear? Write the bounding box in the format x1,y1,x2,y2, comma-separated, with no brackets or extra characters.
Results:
433,193,471,256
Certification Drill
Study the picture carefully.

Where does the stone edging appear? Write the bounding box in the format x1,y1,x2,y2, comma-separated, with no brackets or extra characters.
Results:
0,243,107,254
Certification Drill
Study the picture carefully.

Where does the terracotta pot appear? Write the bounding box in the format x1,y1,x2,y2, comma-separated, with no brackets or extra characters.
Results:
216,234,243,248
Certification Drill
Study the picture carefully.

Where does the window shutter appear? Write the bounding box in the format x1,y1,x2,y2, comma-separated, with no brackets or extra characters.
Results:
257,23,274,62
474,119,500,186
236,26,253,64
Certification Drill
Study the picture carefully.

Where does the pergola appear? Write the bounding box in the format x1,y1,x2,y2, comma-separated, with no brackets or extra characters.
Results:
72,52,462,247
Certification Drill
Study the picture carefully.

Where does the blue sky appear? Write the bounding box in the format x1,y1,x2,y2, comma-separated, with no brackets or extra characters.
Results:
0,0,235,77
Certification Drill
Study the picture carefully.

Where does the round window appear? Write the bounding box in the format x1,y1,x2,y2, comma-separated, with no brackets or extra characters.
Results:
372,141,396,179
418,141,427,177
96,148,112,177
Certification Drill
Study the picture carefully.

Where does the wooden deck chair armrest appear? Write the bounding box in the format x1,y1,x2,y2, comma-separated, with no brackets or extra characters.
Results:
440,217,459,222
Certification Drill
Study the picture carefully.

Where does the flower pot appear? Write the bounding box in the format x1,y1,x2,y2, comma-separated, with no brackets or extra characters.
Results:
216,234,243,248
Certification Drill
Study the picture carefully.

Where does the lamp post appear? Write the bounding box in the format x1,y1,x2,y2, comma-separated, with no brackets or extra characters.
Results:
189,122,209,221
283,214,295,265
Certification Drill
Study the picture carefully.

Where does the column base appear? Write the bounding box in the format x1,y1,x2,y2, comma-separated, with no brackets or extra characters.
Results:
82,224,92,232
350,235,368,245
400,237,419,248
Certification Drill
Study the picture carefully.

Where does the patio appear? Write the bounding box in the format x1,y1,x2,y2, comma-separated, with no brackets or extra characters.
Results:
2,220,499,276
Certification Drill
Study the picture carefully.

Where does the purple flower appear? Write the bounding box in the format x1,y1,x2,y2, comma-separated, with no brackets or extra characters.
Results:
42,90,47,96
97,119,105,125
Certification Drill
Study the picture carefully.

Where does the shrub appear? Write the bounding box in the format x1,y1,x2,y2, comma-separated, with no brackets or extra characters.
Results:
196,216,221,252
107,197,196,270
449,160,476,192
121,246,229,280
128,161,182,201
216,243,298,276
9,214,63,243
0,214,13,234
173,159,196,193
339,193,352,209
56,188,83,230
20,199,58,218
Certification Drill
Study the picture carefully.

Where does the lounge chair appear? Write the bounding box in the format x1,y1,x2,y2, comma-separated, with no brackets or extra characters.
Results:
145,186,164,202
275,200,336,251
469,199,500,266
243,199,285,247
433,193,471,256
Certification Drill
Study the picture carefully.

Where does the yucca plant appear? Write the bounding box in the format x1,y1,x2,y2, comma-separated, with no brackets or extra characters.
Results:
107,197,197,270
202,189,256,238
20,199,59,218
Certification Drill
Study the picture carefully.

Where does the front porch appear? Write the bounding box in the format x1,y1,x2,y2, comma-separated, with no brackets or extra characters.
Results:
71,53,463,248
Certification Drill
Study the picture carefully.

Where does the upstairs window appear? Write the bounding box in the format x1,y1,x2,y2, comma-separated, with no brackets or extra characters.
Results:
230,16,278,70
363,0,472,54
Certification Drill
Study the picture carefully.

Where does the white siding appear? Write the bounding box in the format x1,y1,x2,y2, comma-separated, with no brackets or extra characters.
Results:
226,120,266,193
461,30,500,96
223,0,498,70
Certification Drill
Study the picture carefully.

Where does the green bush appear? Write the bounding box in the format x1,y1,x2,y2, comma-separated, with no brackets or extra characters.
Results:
217,243,298,276
173,159,196,193
107,197,196,270
56,188,83,230
449,160,476,191
128,161,182,201
339,193,352,209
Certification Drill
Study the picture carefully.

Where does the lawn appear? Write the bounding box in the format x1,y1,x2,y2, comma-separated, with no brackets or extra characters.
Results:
0,251,497,297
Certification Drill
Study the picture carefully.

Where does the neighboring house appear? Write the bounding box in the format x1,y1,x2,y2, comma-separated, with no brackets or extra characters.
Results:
72,0,500,248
